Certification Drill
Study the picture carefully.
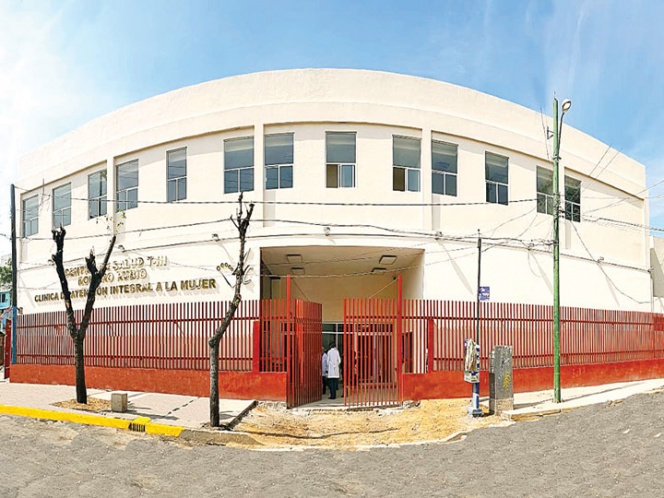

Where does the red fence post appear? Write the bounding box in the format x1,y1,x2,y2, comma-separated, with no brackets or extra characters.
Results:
252,320,260,373
427,318,434,373
397,275,403,402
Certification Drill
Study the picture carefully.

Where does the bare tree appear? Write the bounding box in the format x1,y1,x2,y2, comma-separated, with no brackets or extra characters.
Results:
209,194,254,427
52,227,116,404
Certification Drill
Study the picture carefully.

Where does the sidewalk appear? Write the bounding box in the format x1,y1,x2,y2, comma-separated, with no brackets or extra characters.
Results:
1,368,663,444
0,370,256,441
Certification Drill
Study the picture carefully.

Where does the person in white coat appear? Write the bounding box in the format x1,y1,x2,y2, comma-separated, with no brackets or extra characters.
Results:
321,347,329,395
327,342,341,399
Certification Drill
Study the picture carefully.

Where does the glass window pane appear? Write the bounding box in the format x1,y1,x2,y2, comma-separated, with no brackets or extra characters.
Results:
280,165,293,188
537,167,553,194
565,176,581,203
326,132,356,164
239,167,254,192
167,148,187,179
393,136,421,168
407,169,420,192
393,167,405,191
178,178,187,201
498,184,508,205
432,141,457,173
432,172,444,195
99,196,107,217
486,183,496,203
445,174,457,196
128,188,138,209
266,166,279,189
224,170,238,194
265,133,294,165
167,180,176,202
485,153,508,183
537,194,547,214
89,200,99,219
341,164,354,188
326,164,338,188
117,161,138,190
225,137,254,170
53,184,70,211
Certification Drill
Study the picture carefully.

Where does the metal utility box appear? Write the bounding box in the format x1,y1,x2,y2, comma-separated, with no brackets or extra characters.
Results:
111,392,128,412
489,345,513,415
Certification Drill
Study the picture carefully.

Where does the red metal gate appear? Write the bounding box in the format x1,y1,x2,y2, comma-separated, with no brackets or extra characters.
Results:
343,296,403,407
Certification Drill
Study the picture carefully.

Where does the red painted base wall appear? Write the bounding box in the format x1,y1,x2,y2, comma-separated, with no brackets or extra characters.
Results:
403,359,664,400
11,359,664,403
11,365,286,402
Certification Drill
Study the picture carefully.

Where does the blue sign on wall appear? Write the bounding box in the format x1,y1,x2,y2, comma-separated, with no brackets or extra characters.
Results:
479,286,490,301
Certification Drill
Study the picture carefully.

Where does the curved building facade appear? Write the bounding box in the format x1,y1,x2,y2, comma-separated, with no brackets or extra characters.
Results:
16,69,651,323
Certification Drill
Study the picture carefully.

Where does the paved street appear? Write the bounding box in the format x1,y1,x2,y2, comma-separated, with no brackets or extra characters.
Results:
1,389,663,497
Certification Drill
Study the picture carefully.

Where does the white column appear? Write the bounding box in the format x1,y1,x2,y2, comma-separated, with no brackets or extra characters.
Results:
253,123,265,226
421,128,433,231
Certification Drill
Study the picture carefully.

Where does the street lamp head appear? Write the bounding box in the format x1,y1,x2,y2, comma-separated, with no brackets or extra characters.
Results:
561,99,572,113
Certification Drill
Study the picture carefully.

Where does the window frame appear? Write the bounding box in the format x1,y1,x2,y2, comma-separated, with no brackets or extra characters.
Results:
325,132,356,189
167,147,187,202
224,136,254,194
116,159,139,212
485,152,509,205
22,195,39,237
88,170,107,219
264,133,294,190
392,135,421,192
52,183,72,229
431,140,458,197
564,175,581,222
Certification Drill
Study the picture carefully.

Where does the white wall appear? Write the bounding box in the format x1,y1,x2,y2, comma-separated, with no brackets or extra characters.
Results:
15,69,651,315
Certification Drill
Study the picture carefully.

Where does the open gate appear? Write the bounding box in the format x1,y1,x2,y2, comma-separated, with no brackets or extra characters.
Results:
343,297,403,407
285,299,323,408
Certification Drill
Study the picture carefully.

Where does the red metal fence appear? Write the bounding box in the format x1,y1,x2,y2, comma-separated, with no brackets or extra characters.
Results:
344,298,664,406
15,298,322,408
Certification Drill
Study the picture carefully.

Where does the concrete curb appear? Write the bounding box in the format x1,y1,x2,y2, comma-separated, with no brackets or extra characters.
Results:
0,404,185,437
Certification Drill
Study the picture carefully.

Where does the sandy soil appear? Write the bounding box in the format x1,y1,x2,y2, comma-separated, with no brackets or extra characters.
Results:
52,397,111,413
234,399,510,449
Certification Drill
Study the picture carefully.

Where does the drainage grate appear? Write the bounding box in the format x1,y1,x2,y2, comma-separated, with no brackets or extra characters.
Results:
127,417,150,432
128,421,146,432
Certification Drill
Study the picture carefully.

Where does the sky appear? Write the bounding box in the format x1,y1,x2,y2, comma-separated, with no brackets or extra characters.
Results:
1,0,664,257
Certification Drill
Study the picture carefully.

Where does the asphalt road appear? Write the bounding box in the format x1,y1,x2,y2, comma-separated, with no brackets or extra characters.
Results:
1,390,663,497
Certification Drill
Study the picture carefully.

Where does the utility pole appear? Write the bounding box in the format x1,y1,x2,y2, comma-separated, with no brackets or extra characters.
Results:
552,97,571,403
10,184,17,365
468,232,482,417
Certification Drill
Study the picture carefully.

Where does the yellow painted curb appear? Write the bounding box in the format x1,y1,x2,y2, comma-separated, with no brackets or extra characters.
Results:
0,405,185,437
145,422,184,437
0,404,131,430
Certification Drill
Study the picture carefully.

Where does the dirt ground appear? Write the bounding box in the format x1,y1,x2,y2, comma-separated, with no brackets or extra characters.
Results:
234,399,510,449
52,398,111,413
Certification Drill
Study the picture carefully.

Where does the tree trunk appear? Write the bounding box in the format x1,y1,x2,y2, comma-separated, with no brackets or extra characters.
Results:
209,340,220,427
74,335,87,404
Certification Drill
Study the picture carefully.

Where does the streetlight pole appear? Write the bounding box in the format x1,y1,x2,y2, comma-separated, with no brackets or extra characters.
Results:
552,97,571,403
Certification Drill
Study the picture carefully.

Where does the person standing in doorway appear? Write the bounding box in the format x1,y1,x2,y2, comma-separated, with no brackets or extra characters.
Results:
327,342,341,399
322,347,329,395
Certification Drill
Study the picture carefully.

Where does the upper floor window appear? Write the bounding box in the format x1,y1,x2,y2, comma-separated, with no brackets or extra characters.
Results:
393,136,421,192
88,170,107,219
167,148,187,202
536,167,554,215
22,195,39,237
52,183,71,228
565,176,581,222
485,153,509,205
326,132,356,188
117,160,139,212
265,133,293,190
224,137,254,194
432,140,457,196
